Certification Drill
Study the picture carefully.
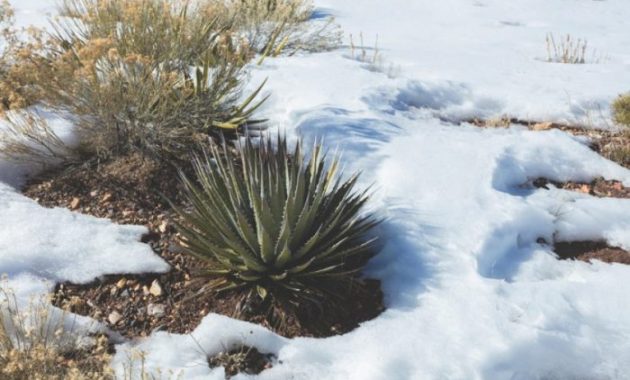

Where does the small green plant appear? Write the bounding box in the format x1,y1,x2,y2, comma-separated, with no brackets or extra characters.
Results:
612,93,630,127
173,134,380,318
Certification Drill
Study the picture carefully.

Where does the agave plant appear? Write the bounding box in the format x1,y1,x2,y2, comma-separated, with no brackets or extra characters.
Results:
174,134,380,308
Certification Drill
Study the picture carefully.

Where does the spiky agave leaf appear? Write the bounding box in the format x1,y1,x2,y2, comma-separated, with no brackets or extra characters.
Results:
173,133,380,307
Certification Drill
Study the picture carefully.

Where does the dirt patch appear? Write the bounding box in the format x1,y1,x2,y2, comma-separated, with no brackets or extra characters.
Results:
532,177,629,199
555,241,630,265
208,346,274,379
22,154,384,339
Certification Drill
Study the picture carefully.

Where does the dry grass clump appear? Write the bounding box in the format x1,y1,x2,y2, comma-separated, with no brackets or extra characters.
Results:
546,33,588,64
601,95,630,167
348,33,399,78
0,0,337,163
607,144,630,168
603,129,630,168
610,94,630,167
0,112,72,164
0,287,113,380
612,93,630,128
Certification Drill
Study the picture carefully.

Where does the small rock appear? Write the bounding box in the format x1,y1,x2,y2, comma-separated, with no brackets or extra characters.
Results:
116,278,127,289
120,290,130,298
69,197,81,210
142,285,150,296
149,280,163,297
108,311,122,325
147,303,166,317
89,190,99,197
579,184,591,194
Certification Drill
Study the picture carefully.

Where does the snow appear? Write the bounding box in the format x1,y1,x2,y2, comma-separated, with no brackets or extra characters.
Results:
3,0,630,379
0,183,169,284
315,0,630,127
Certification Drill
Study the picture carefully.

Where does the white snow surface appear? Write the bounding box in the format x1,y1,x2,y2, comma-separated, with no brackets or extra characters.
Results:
0,183,169,284
3,0,630,379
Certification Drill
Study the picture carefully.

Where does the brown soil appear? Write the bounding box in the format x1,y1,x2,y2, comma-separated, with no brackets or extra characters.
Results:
532,177,630,265
555,241,630,265
22,154,384,339
532,177,629,199
208,346,274,379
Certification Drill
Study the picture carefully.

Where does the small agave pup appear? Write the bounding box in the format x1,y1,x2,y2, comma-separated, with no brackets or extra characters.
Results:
173,134,380,324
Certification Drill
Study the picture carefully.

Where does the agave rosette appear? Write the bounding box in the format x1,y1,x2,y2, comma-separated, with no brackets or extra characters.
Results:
174,134,380,302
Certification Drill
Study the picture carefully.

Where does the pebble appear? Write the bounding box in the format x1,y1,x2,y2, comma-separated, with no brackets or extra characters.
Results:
108,311,122,325
149,280,163,297
147,303,166,317
158,220,169,233
69,197,81,210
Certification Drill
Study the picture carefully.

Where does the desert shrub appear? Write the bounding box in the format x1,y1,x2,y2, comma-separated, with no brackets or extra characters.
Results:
0,0,338,163
173,134,380,322
612,93,630,127
46,0,266,160
54,0,248,70
0,287,112,380
39,50,267,160
0,0,271,162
